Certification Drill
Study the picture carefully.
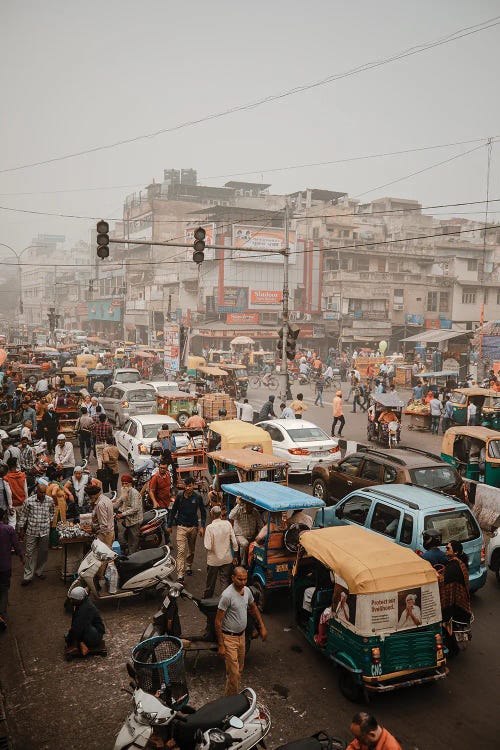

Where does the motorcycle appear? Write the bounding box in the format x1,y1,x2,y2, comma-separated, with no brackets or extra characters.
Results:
115,507,170,551
116,678,270,750
140,581,259,655
133,453,174,510
67,538,175,601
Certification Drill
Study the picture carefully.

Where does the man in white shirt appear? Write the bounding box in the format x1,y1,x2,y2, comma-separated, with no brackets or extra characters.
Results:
238,399,254,423
54,434,75,480
203,505,237,598
280,402,295,419
467,401,477,426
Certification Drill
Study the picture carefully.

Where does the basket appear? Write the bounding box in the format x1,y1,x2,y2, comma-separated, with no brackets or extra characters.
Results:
453,613,474,651
132,636,189,708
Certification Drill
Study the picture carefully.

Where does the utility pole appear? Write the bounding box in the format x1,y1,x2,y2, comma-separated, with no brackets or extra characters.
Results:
279,204,291,402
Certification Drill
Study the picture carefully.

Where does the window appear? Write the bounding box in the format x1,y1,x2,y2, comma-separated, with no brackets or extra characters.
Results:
353,257,369,272
268,426,285,442
394,289,404,303
462,289,477,305
370,502,401,539
340,496,372,526
122,420,132,433
128,422,138,437
377,259,386,272
360,460,381,481
467,259,478,271
410,466,459,490
424,509,479,543
383,466,398,483
312,227,319,240
427,291,438,312
400,514,414,545
338,455,363,476
439,292,449,312
127,389,156,402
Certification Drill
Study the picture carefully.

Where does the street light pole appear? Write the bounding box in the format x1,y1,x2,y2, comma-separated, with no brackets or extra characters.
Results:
279,204,290,402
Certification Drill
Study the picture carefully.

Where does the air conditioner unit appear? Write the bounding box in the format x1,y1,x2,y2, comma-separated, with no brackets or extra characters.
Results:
393,304,404,311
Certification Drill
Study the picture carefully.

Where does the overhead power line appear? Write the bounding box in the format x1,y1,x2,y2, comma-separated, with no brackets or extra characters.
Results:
1,16,499,175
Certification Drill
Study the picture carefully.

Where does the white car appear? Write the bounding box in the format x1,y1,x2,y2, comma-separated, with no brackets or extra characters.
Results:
144,381,180,395
114,414,192,470
256,419,340,475
113,368,142,384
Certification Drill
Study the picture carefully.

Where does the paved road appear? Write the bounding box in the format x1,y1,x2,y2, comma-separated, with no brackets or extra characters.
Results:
1,396,499,749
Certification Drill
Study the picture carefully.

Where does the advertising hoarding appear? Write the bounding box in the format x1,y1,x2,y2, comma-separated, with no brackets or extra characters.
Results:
250,290,283,305
164,322,180,373
231,225,296,264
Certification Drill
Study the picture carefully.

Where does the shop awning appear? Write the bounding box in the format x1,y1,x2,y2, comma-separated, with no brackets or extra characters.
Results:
401,329,471,344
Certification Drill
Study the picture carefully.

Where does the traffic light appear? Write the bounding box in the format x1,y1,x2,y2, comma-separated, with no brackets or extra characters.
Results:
192,226,206,264
286,325,300,360
277,326,285,355
96,220,110,259
47,306,59,332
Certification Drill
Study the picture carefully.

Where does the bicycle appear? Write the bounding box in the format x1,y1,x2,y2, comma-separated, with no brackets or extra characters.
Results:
249,373,279,390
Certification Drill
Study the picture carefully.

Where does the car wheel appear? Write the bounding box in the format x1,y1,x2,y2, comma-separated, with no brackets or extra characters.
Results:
338,668,364,703
312,478,331,505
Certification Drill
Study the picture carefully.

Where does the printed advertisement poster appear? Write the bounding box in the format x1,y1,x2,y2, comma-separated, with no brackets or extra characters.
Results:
250,290,283,305
215,287,249,312
232,225,296,264
354,583,441,634
164,323,180,373
227,312,259,324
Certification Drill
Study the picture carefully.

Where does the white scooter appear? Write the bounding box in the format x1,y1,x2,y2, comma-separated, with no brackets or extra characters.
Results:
114,686,271,750
67,538,175,601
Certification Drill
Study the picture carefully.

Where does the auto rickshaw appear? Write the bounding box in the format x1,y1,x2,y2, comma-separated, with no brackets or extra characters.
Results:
76,353,99,370
186,355,206,378
221,481,325,611
156,390,198,427
441,425,500,486
87,368,114,394
367,392,404,447
292,525,447,701
207,448,289,490
217,363,249,398
193,365,228,395
207,419,273,454
50,367,88,392
449,387,498,426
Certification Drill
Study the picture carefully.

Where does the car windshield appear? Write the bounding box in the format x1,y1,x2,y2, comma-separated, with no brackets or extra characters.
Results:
286,427,331,443
424,509,479,543
410,466,458,490
128,389,156,402
142,424,168,438
116,372,141,383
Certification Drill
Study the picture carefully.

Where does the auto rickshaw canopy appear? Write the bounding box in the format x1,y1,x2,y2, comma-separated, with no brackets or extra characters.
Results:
198,365,228,377
451,387,497,399
221,481,325,512
299,526,437,595
207,448,288,470
370,392,405,409
441,425,500,455
209,419,272,453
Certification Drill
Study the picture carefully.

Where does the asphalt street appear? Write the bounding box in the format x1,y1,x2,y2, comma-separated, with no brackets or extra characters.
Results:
0,385,498,749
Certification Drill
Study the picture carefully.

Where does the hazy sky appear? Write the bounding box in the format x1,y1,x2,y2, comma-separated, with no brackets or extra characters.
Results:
1,0,500,259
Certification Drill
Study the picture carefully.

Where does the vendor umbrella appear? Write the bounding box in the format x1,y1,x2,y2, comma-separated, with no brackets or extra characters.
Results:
230,336,254,346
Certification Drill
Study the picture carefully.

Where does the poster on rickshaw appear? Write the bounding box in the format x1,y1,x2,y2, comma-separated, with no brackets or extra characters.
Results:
164,323,180,374
350,582,441,634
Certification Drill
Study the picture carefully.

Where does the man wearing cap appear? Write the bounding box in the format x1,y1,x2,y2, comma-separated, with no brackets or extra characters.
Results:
113,474,143,554
41,403,60,454
65,586,105,658
87,484,114,549
54,434,75,480
17,481,54,585
203,505,237,598
64,466,89,510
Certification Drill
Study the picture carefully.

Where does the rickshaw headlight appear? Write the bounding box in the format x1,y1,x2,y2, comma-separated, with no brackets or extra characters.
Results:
371,647,381,663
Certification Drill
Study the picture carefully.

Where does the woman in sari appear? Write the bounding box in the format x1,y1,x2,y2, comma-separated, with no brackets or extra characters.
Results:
441,539,472,656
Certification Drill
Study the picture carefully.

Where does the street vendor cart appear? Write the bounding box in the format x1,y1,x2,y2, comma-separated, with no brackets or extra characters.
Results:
405,401,432,431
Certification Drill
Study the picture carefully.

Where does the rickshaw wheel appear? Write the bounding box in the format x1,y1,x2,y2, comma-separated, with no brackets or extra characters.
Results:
252,580,267,613
338,668,364,703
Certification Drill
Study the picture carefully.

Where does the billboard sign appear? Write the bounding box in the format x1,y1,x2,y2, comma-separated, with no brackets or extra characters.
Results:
215,286,248,312
250,290,283,305
164,323,180,373
231,225,296,264
87,300,122,322
227,312,259,324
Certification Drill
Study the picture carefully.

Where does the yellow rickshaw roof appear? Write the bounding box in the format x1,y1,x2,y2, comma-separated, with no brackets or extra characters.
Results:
198,366,227,376
209,419,272,452
441,425,500,454
207,447,288,469
452,387,497,397
61,367,88,376
299,526,437,594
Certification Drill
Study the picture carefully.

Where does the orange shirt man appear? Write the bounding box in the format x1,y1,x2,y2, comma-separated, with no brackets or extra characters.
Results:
347,713,402,750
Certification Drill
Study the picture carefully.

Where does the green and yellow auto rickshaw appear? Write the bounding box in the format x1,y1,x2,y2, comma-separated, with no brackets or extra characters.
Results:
441,426,500,486
292,525,447,701
156,390,198,427
449,387,498,426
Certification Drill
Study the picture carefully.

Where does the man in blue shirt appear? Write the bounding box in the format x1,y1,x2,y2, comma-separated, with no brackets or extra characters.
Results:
421,529,447,568
412,381,423,400
167,476,206,583
442,397,453,433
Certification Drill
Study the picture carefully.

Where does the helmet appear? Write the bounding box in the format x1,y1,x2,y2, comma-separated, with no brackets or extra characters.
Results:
218,408,227,417
191,408,198,415
422,528,442,549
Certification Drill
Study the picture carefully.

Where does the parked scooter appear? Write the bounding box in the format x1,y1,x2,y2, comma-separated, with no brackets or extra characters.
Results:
140,581,259,654
115,682,270,750
67,538,175,601
139,507,170,549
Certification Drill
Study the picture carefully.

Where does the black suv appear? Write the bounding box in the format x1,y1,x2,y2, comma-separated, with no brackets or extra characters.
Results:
311,446,466,506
